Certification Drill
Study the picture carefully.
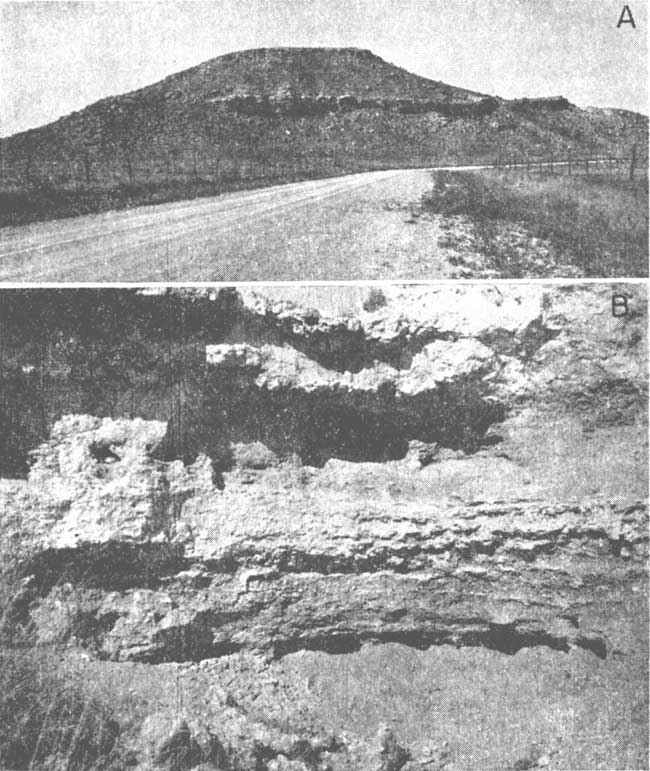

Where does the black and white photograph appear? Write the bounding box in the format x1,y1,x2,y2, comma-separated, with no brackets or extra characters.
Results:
0,0,647,280
0,2,648,771
0,284,648,769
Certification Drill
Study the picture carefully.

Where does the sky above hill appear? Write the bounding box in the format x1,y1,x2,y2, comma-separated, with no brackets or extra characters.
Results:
1,0,647,136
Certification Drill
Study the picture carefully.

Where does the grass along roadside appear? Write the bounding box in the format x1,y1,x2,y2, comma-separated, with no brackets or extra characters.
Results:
0,646,122,770
421,170,648,278
0,170,322,228
0,520,126,771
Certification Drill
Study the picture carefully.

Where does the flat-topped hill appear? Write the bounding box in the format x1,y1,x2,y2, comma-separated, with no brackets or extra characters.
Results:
0,47,646,225
147,46,486,103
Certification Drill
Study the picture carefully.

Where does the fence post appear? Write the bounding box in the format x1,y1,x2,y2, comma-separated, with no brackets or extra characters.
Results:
124,152,134,185
629,145,637,180
83,153,91,186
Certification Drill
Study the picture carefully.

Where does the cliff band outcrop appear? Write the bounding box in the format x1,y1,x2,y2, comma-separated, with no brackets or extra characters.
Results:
207,93,500,119
1,284,646,472
2,413,646,666
0,284,647,770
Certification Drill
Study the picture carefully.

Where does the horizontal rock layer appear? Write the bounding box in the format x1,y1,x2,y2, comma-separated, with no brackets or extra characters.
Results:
1,285,646,472
2,416,645,666
0,284,646,688
207,93,501,118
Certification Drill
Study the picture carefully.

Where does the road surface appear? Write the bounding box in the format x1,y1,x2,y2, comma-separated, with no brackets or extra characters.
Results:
0,167,495,282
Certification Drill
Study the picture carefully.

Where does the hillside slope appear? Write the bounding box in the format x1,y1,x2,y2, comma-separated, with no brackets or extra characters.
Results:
1,47,647,225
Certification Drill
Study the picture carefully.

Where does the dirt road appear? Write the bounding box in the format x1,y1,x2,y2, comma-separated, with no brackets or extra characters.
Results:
0,167,487,282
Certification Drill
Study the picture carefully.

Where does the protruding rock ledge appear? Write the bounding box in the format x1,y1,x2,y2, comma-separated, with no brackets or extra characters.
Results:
3,415,646,666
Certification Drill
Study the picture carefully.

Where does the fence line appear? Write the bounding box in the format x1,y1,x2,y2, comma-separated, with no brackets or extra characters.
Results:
492,154,648,180
0,148,647,190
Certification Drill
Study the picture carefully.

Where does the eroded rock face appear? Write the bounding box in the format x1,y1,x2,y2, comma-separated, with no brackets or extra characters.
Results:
209,92,499,119
3,413,645,666
235,284,549,368
206,338,496,396
0,285,646,769
1,285,646,473
236,284,647,397
202,337,506,465
20,415,214,550
197,284,646,465
1,284,646,672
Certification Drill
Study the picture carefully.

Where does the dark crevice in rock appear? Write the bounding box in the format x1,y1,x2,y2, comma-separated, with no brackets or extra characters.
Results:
260,316,457,373
88,441,121,464
8,603,615,664
270,623,607,661
22,543,188,594
127,636,243,665
466,624,572,656
273,633,364,657
197,375,506,467
575,635,608,660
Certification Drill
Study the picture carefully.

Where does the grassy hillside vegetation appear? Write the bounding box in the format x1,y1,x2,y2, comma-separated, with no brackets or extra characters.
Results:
422,168,649,277
0,526,125,770
0,48,647,225
0,647,123,770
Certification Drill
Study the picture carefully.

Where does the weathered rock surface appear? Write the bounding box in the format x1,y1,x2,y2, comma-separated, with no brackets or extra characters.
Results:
1,414,645,668
206,338,496,396
1,284,646,472
21,414,213,550
236,284,647,399
197,284,646,465
235,284,549,368
209,92,499,119
0,284,647,770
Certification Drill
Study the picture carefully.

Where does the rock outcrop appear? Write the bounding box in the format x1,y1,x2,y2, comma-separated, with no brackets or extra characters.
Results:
0,284,646,769
509,96,573,112
2,412,645,667
208,93,500,119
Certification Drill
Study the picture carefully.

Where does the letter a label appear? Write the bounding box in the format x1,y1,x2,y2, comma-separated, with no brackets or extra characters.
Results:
617,5,636,27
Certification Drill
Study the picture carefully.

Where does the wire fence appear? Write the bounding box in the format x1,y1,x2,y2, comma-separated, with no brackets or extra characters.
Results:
492,153,648,180
0,146,647,193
